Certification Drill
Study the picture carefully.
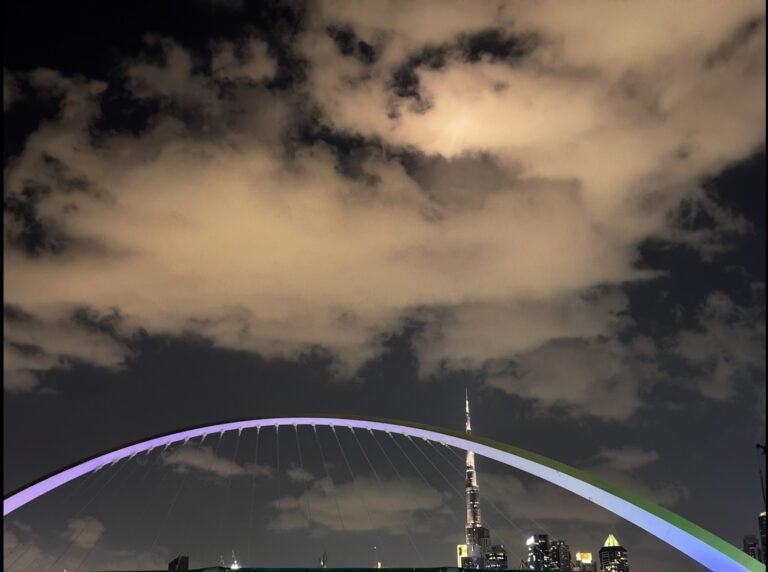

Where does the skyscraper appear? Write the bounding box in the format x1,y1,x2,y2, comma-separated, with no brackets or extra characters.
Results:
485,545,509,570
458,391,492,569
572,552,596,572
549,539,571,571
744,535,761,561
526,534,554,571
759,512,767,563
598,534,628,572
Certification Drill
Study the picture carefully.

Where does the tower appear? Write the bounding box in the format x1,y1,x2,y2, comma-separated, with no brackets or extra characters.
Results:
549,539,572,571
599,534,628,572
458,391,492,568
743,535,761,560
526,534,552,571
573,552,596,572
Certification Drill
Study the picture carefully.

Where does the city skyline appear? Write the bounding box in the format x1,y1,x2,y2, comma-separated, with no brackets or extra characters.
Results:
4,1,765,570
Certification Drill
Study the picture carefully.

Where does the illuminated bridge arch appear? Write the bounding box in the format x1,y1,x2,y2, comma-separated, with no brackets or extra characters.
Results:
4,416,763,572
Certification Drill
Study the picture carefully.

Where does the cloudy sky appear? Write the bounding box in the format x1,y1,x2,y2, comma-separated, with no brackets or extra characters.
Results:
3,0,765,570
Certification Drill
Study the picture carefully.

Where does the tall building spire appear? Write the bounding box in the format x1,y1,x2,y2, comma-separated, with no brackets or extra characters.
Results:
465,393,485,538
458,392,494,568
465,388,472,434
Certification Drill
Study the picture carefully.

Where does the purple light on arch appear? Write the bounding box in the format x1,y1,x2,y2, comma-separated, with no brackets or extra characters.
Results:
3,417,763,572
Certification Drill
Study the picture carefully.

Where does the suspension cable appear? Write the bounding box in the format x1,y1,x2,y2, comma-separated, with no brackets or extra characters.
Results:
247,427,261,566
275,425,283,546
312,425,345,532
350,428,384,485
331,426,382,560
6,460,120,572
381,431,482,564
42,459,130,572
367,429,404,480
350,428,424,567
214,427,243,560
109,444,174,569
201,431,228,565
150,431,224,564
74,455,151,572
148,446,197,556
411,437,523,565
3,465,102,566
294,425,312,523
428,440,530,538
443,442,554,539
406,436,463,496
385,432,431,487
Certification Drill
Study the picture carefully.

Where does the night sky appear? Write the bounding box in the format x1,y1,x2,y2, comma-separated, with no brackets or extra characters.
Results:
3,1,766,571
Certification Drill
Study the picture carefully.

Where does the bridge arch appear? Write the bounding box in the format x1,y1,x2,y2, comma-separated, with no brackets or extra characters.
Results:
4,416,763,571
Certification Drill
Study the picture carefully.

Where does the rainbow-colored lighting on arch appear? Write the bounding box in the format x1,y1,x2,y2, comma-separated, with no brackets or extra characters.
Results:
4,416,764,572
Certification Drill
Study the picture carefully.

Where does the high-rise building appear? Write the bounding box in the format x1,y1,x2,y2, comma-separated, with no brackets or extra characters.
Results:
759,512,767,563
599,534,628,572
485,545,508,570
548,539,571,571
458,392,493,569
572,552,596,572
744,535,761,561
526,534,555,571
457,543,485,569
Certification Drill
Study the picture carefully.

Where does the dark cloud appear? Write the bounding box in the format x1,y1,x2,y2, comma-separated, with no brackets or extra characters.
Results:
327,26,377,65
391,45,450,103
706,16,766,67
458,28,537,63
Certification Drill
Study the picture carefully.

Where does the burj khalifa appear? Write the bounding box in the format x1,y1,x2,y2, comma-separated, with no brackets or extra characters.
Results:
458,391,492,568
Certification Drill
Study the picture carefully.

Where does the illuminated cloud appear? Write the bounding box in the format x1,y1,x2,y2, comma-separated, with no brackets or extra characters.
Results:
160,441,272,479
286,463,315,483
3,522,56,571
673,292,765,400
4,306,130,392
593,446,661,472
5,520,164,571
272,475,446,534
64,516,105,549
3,1,764,422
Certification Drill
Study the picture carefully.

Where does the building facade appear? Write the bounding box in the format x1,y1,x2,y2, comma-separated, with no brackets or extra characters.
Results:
526,534,556,571
485,545,509,570
598,534,628,572
548,539,571,571
744,535,761,561
572,552,596,572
